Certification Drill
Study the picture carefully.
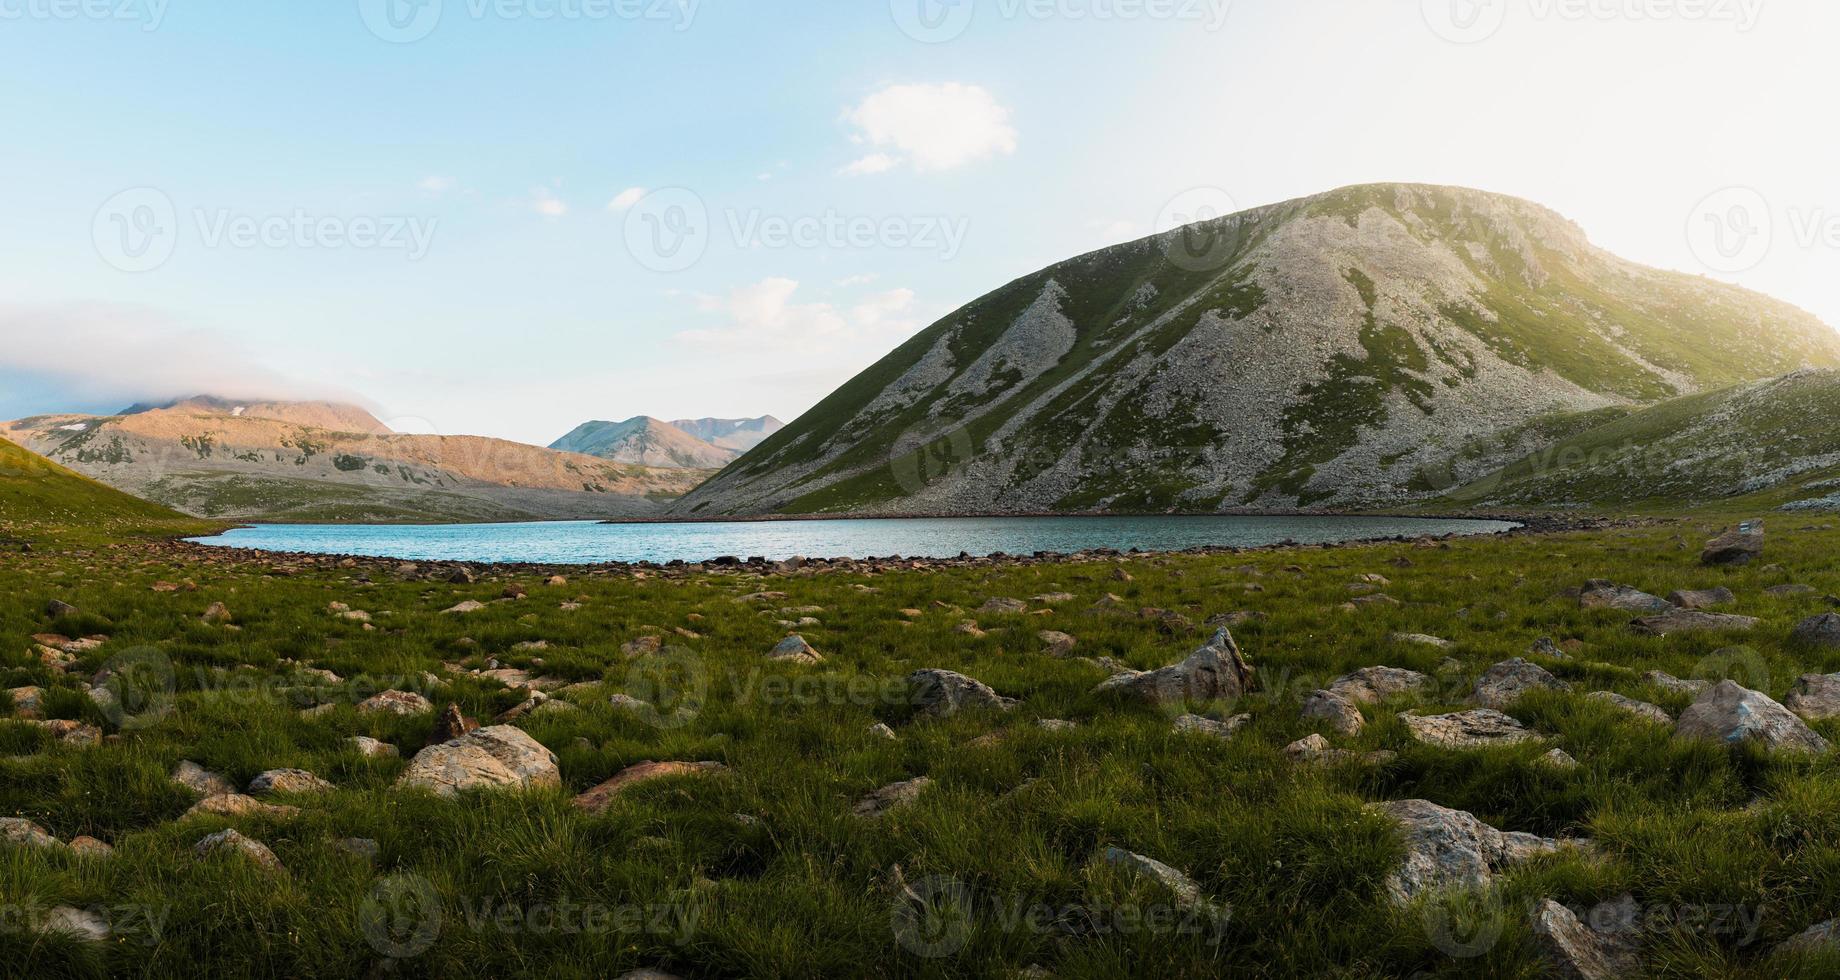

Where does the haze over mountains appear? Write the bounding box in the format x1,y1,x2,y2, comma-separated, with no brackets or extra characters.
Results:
676,184,1840,517
550,416,784,468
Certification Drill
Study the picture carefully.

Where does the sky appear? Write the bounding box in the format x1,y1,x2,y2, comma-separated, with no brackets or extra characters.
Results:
1,0,1835,446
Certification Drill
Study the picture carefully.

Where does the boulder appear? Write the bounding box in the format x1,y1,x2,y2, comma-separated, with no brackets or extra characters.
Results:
193,829,285,875
201,602,233,624
853,776,933,818
979,598,1028,614
1099,848,1216,914
1473,658,1570,708
41,906,110,943
1586,692,1671,725
6,686,43,719
1540,748,1580,770
1643,671,1710,695
247,769,334,796
1777,919,1840,957
32,720,102,746
1390,633,1452,649
396,725,562,797
184,794,300,821
1579,582,1669,613
442,600,486,615
1630,611,1759,636
1787,673,1840,721
1172,713,1251,740
1675,681,1830,754
1400,709,1541,749
1791,613,1840,649
1667,587,1736,610
573,761,725,814
1369,799,1569,903
0,817,62,850
347,736,400,759
1531,898,1640,980
356,690,433,716
908,669,1017,718
1701,521,1763,566
1327,666,1432,704
1090,628,1254,706
768,635,823,665
1300,689,1365,735
67,836,113,858
1038,631,1078,656
1285,734,1396,767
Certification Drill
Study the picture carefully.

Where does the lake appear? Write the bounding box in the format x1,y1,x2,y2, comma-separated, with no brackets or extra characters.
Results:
186,515,1520,565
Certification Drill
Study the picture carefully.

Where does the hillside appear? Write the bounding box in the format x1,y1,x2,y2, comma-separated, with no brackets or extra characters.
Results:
1447,368,1840,511
0,436,205,538
121,396,390,434
549,417,737,469
2,404,712,524
674,183,1840,517
670,416,785,453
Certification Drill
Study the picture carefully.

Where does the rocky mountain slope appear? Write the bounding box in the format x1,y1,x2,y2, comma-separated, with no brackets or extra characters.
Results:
675,183,1840,517
3,401,711,523
1447,368,1840,511
549,417,738,469
120,396,390,434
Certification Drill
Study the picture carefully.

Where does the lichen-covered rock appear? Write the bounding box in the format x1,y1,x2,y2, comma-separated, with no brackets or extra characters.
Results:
1091,628,1254,706
0,817,62,850
768,635,823,665
1587,692,1671,725
356,690,433,716
1400,709,1541,749
1370,799,1570,903
1667,587,1735,610
247,769,334,796
193,828,285,875
1790,613,1840,649
1675,681,1830,754
184,794,301,821
1701,521,1763,566
1630,610,1760,636
908,669,1017,718
1532,898,1640,980
1172,713,1251,740
396,725,561,797
1327,666,1432,704
1300,689,1365,735
853,776,933,818
1579,581,1669,613
1473,658,1571,708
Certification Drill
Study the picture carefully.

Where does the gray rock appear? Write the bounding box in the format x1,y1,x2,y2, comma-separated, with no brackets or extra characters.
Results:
1369,799,1569,903
1579,581,1669,613
347,736,400,759
1785,673,1840,721
867,722,898,740
1675,681,1830,754
1532,898,1640,980
979,597,1028,614
247,769,334,796
41,906,110,943
1587,692,1671,725
0,817,62,850
396,725,562,797
193,828,285,875
1091,628,1254,706
1400,709,1541,749
1100,847,1215,914
1300,689,1365,735
1390,632,1452,649
1630,610,1760,636
853,776,933,817
768,635,823,665
1767,584,1818,597
1172,713,1251,740
1643,671,1710,695
1328,666,1433,704
1776,918,1840,957
1038,630,1078,656
1473,658,1570,708
1667,587,1735,610
356,690,433,715
1529,637,1567,658
908,669,1017,718
1791,613,1840,649
1286,734,1396,767
171,761,236,798
337,837,381,860
1701,521,1763,566
1540,748,1579,769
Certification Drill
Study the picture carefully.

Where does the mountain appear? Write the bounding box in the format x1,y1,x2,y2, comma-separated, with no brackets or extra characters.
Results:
669,416,785,453
1447,369,1840,511
0,436,199,536
119,395,391,434
674,183,1840,517
2,401,712,524
549,417,738,469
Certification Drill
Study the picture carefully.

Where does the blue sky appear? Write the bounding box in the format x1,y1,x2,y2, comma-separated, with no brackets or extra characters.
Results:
2,0,1834,445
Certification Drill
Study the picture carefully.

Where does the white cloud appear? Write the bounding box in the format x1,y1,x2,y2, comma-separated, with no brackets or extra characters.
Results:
841,83,1018,174
532,188,568,218
419,175,458,194
607,187,646,211
1089,218,1141,241
0,304,366,417
677,279,917,351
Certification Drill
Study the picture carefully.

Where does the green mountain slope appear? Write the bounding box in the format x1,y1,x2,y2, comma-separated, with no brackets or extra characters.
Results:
0,436,204,538
1446,369,1840,511
675,183,1840,517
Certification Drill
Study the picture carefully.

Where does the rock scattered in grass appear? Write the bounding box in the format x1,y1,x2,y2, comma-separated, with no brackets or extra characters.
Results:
867,722,898,740
248,769,333,796
1791,613,1840,649
1091,628,1254,706
1579,582,1669,613
1701,522,1763,566
1327,666,1431,704
1630,610,1760,636
1300,689,1364,735
1389,632,1451,649
1400,709,1541,749
1643,671,1709,695
908,669,1016,718
1675,681,1830,754
1587,692,1671,725
184,794,301,822
1100,848,1216,914
357,690,433,716
41,906,110,943
397,725,561,797
1172,713,1250,739
171,761,235,798
1473,658,1570,708
854,776,933,817
194,829,285,875
1667,587,1735,610
1531,898,1640,979
574,761,725,814
348,736,399,759
0,817,63,850
1370,799,1570,903
1540,748,1579,769
769,635,823,665
1038,630,1077,655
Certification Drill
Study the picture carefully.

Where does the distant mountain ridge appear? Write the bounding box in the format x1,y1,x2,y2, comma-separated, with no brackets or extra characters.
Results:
3,397,710,523
674,183,1840,517
550,415,782,468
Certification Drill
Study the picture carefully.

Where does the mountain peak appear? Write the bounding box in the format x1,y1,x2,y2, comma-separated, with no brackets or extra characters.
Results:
119,395,390,434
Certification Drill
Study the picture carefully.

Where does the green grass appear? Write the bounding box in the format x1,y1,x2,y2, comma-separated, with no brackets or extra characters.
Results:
0,438,213,544
12,505,1840,975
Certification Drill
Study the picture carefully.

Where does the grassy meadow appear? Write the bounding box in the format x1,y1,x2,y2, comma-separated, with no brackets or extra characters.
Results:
6,489,1840,978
